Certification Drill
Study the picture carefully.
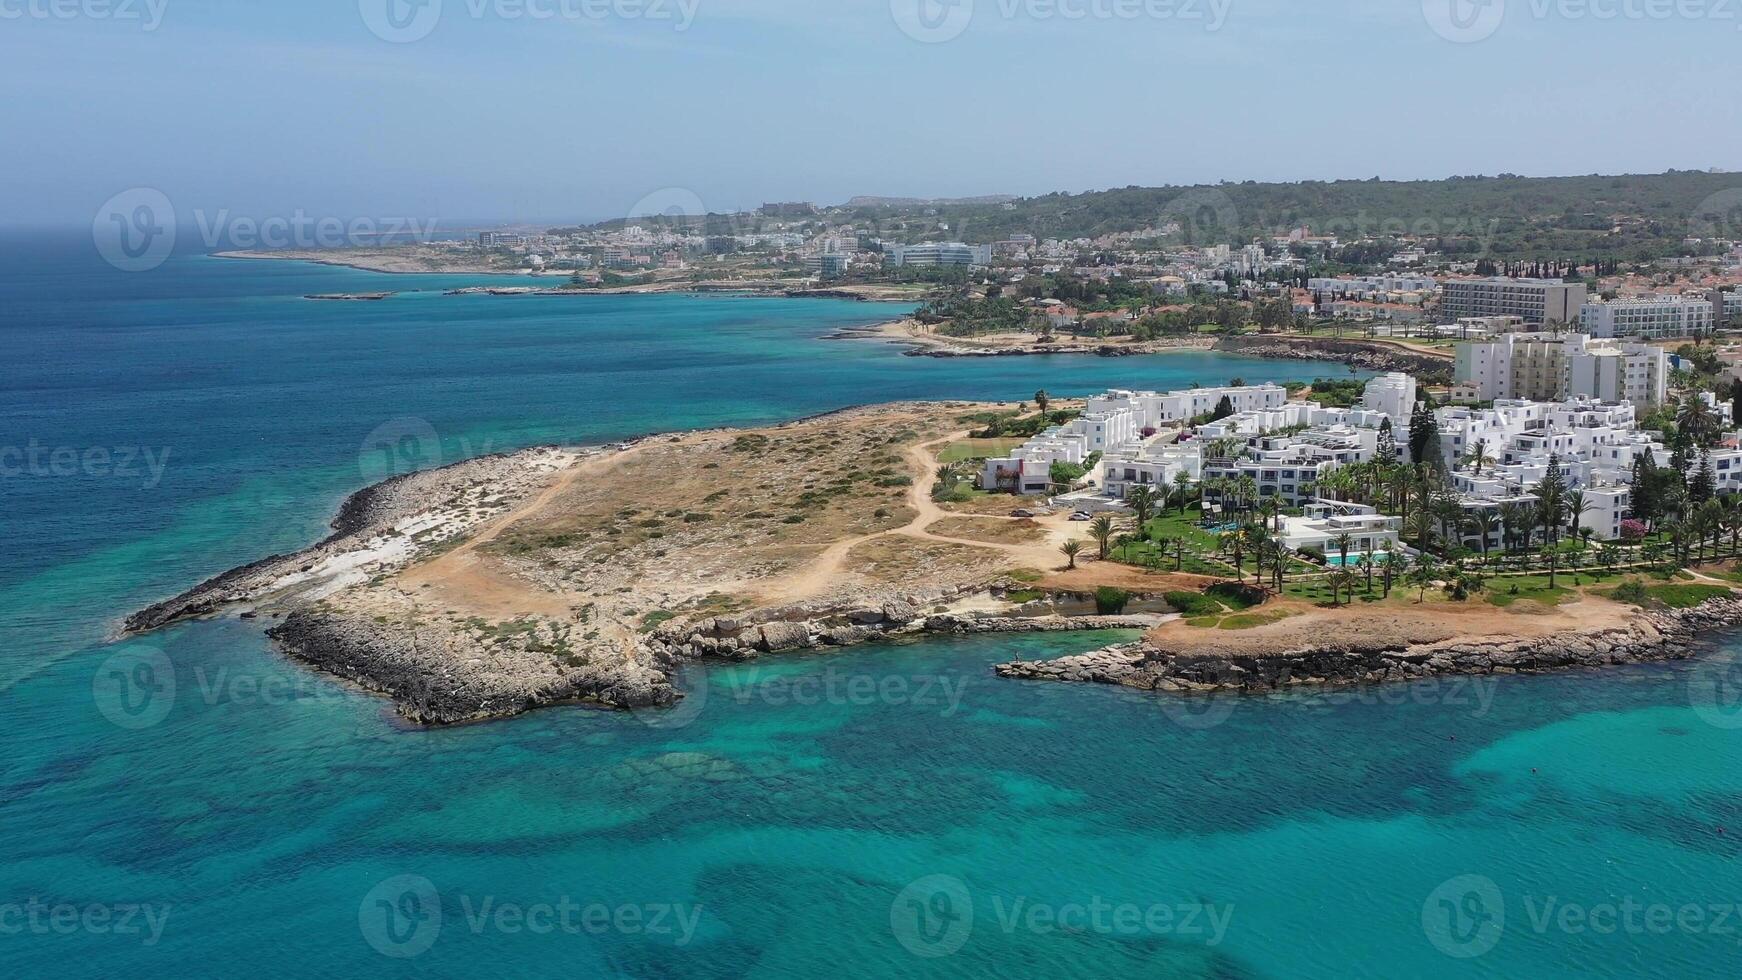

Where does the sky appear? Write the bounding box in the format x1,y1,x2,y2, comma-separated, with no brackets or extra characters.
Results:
1,0,1738,228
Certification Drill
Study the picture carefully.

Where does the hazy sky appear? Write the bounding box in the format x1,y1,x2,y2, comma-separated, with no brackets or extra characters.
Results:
3,0,1738,227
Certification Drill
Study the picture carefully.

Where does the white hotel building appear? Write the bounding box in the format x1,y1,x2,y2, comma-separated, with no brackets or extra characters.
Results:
1455,332,1669,409
1580,295,1716,340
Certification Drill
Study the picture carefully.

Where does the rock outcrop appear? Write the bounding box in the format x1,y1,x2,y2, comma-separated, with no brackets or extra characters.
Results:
268,610,675,726
996,598,1742,693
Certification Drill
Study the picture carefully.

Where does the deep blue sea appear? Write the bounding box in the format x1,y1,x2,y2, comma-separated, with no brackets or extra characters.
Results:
3,232,1740,978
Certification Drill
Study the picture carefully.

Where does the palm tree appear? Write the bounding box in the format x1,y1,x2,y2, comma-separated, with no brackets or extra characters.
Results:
1462,438,1495,475
1329,568,1358,606
1357,553,1374,595
1471,509,1498,564
1173,536,1186,571
1379,539,1397,597
1724,497,1742,558
1172,472,1193,514
1410,506,1436,552
1127,485,1157,530
1061,540,1082,570
1089,516,1116,560
1677,397,1718,448
1541,545,1561,588
1260,496,1282,533
1565,490,1594,544
1333,532,1354,569
1237,475,1259,514
1536,493,1563,548
1220,530,1246,581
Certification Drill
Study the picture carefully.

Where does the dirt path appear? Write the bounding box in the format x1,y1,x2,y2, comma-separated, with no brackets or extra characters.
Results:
750,432,1094,604
393,446,644,620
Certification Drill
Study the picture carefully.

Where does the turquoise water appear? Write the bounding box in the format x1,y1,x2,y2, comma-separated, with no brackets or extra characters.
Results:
4,234,1740,977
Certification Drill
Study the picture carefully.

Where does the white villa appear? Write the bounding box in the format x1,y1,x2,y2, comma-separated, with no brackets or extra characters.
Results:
1275,502,1403,560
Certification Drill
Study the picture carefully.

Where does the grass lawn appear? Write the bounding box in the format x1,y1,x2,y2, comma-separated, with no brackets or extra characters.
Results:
1642,583,1733,608
935,438,1027,464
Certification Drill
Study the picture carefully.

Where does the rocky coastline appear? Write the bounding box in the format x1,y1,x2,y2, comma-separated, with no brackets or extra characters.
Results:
1211,335,1453,380
995,597,1742,692
121,446,580,635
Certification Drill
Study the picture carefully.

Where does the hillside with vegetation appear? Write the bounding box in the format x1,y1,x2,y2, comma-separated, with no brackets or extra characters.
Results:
837,171,1739,261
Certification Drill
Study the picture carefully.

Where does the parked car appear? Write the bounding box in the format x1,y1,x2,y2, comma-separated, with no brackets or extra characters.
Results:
1069,511,1093,521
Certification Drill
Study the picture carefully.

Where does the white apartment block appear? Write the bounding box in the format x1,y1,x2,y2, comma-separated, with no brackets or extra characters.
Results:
1455,332,1668,409
1580,295,1716,340
1440,278,1587,325
978,407,1137,494
1202,426,1378,508
1085,384,1288,429
1359,372,1417,423
1564,338,1669,409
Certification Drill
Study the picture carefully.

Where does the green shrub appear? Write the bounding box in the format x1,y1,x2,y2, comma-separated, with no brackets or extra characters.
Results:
1611,579,1649,606
1095,587,1131,615
1163,590,1223,616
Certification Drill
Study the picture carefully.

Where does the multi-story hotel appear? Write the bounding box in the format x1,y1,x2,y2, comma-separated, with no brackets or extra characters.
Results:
884,242,993,267
1455,333,1669,409
1580,295,1716,340
1440,277,1588,325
